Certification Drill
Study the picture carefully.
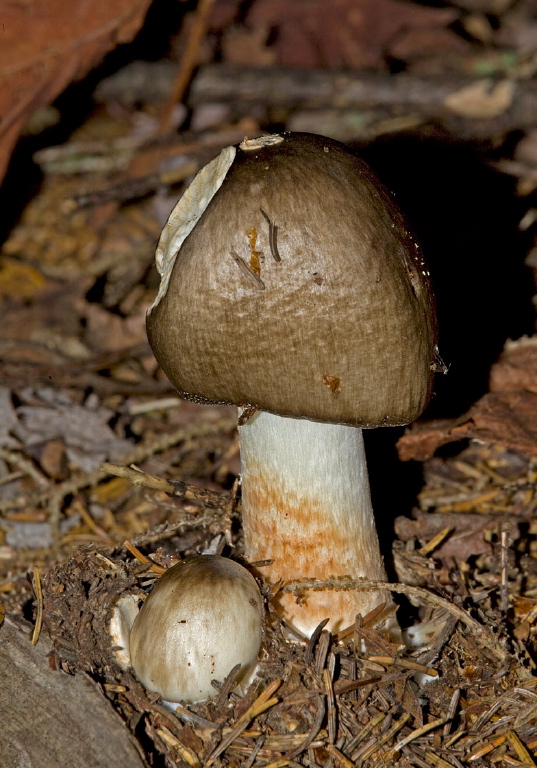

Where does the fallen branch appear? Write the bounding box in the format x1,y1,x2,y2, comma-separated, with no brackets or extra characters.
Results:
191,65,537,138
101,461,229,509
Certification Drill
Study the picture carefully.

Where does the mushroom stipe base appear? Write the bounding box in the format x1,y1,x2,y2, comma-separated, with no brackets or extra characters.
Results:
239,409,395,636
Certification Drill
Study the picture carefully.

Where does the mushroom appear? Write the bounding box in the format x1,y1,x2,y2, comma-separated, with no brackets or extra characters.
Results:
147,132,438,637
128,555,263,703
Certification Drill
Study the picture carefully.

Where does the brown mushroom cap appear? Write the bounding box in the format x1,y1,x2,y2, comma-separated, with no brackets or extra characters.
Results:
147,132,437,427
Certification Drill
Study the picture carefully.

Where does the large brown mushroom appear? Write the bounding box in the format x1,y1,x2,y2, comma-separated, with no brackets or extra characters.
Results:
147,132,438,636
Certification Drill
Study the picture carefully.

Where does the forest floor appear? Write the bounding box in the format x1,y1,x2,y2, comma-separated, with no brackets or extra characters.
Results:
2,0,537,766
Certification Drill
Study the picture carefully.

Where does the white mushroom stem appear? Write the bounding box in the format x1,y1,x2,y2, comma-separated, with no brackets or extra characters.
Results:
239,410,394,637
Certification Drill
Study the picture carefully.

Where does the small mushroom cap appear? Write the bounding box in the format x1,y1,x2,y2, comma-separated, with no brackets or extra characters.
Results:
147,132,437,427
128,555,263,704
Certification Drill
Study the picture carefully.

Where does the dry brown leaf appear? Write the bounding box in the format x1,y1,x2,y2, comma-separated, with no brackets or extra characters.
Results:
489,336,537,394
1,176,99,273
397,419,464,462
0,258,47,299
0,0,153,184
461,390,537,455
211,0,458,70
36,439,70,481
388,25,472,65
394,512,504,562
398,390,537,460
444,79,515,119
513,596,537,622
1,283,90,357
397,677,423,728
221,24,277,67
9,389,133,472
399,336,537,460
84,303,149,353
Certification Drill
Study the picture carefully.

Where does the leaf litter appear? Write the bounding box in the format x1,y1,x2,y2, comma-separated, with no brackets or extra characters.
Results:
3,0,537,765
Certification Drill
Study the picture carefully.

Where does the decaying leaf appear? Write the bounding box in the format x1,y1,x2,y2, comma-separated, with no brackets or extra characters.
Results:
394,512,512,562
84,303,149,353
398,336,537,460
0,0,153,184
399,391,537,460
0,388,132,472
489,336,537,393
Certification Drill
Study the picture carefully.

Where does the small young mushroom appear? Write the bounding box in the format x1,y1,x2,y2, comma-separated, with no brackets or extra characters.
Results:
128,555,263,703
147,132,438,637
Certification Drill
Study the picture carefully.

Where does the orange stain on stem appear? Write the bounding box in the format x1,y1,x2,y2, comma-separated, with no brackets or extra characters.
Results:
241,469,389,633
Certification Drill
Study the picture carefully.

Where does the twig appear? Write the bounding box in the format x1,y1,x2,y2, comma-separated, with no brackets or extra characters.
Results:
71,497,116,545
323,667,337,745
127,397,183,415
0,418,237,544
345,712,385,755
213,663,243,712
123,417,237,467
260,208,281,262
191,65,537,138
285,695,326,760
229,250,266,289
306,618,330,664
332,677,381,695
67,160,198,209
240,735,265,768
335,601,389,642
313,631,331,678
205,678,282,764
325,744,354,768
87,0,218,228
0,448,48,488
123,540,167,574
467,733,507,762
367,656,438,678
258,761,289,768
101,461,229,509
424,750,458,768
30,566,43,646
281,578,497,645
130,515,219,548
391,716,448,755
165,702,219,731
359,713,411,761
505,729,537,766
500,521,511,616
443,688,461,737
418,526,452,556
157,0,217,135
157,726,201,767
